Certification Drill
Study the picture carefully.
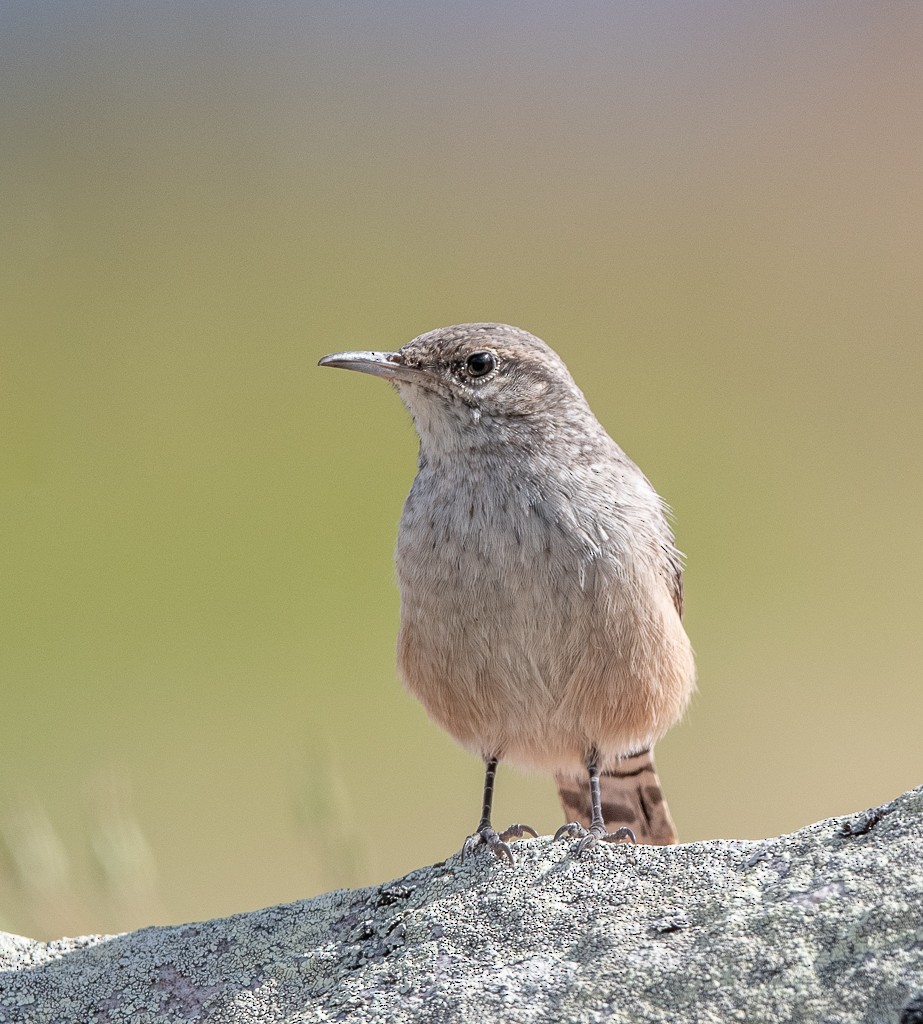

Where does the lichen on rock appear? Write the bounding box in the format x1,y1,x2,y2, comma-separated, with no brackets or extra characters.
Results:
2,787,922,1023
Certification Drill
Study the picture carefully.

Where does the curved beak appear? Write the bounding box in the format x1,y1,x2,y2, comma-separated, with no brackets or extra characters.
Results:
317,350,425,386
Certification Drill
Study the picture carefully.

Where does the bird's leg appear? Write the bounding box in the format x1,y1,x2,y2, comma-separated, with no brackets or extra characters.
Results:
554,752,637,856
461,756,537,864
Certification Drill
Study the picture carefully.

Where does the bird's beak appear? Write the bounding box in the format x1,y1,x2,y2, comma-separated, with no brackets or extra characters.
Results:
317,350,427,386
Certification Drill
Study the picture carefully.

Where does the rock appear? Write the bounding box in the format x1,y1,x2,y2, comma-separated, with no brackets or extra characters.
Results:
2,787,922,1023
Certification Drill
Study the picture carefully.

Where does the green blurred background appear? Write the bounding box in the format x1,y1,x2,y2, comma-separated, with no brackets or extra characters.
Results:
2,2,921,939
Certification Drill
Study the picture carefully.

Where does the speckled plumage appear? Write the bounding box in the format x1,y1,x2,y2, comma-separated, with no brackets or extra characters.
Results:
320,323,695,848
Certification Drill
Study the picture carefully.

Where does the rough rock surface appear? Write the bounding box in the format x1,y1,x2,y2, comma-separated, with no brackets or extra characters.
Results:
2,788,922,1023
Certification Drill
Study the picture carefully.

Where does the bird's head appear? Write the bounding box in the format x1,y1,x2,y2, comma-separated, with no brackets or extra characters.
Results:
319,323,593,455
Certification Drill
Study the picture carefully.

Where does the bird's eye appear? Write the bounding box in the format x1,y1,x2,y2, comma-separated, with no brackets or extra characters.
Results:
465,351,496,378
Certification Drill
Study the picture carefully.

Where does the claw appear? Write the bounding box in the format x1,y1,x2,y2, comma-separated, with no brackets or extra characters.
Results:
558,822,637,856
493,839,514,866
498,823,538,842
575,830,599,856
460,833,483,861
461,822,536,865
601,826,636,845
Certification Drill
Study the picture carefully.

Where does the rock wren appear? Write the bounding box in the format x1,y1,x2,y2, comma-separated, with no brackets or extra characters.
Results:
319,324,695,860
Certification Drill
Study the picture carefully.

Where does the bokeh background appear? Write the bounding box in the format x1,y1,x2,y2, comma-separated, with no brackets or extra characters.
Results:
2,1,921,940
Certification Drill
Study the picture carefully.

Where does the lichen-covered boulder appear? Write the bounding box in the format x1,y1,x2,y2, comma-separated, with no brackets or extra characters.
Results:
2,788,922,1022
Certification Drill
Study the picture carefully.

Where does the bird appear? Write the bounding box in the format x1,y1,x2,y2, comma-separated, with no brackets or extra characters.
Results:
318,323,695,861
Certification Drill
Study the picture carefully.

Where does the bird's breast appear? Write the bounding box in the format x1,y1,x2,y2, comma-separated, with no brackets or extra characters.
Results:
396,462,611,591
394,460,637,669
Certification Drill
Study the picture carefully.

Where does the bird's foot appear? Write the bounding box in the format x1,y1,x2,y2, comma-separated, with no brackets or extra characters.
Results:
554,821,637,856
461,822,538,865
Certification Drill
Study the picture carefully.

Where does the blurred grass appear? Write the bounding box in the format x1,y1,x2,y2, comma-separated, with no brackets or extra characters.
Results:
1,2,922,938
